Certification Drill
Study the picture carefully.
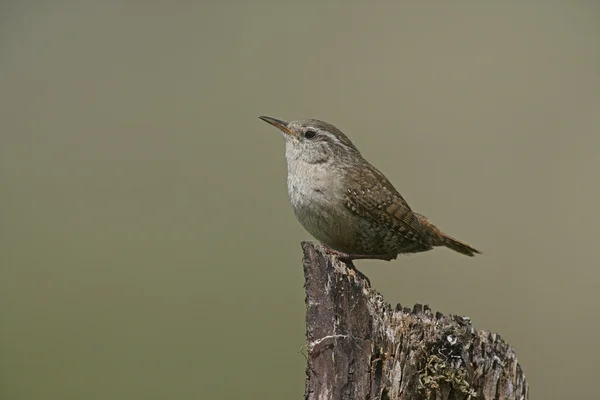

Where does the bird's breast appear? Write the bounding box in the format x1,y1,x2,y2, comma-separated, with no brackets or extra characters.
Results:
285,161,360,250
286,161,337,208
288,169,330,210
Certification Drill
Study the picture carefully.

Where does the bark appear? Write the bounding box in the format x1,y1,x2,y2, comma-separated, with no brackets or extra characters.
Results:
302,241,528,400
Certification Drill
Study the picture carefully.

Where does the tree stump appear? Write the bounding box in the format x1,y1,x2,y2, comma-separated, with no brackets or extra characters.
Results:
302,241,528,400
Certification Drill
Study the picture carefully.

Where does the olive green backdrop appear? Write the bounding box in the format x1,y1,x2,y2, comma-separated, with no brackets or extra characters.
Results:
2,1,599,399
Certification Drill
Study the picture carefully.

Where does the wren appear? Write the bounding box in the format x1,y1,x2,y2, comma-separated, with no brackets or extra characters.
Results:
259,116,481,262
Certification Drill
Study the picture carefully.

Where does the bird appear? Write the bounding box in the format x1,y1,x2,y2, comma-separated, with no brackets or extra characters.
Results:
259,116,481,262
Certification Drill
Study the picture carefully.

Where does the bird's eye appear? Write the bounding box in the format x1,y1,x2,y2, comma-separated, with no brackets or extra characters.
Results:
305,130,317,139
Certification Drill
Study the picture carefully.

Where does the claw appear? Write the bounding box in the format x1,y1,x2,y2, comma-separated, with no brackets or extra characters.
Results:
322,246,396,262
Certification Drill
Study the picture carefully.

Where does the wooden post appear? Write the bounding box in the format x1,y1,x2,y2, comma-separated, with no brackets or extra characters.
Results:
302,241,528,400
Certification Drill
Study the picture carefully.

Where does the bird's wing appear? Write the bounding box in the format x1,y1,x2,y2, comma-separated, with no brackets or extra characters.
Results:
342,162,432,247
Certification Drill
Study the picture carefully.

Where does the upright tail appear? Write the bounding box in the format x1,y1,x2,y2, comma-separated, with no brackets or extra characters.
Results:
414,213,481,257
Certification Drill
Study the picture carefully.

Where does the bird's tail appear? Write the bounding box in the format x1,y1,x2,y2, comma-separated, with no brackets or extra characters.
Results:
414,213,481,257
438,232,481,257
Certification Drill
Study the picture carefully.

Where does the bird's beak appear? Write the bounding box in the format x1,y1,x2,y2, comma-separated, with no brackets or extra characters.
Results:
259,116,296,137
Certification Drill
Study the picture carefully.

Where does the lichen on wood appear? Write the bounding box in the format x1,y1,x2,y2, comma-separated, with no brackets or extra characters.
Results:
302,241,528,400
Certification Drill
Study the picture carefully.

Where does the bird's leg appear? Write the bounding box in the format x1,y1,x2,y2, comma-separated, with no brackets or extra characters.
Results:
320,246,382,287
322,247,397,262
344,253,398,261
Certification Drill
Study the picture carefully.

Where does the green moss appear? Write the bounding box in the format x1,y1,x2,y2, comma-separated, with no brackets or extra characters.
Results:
417,333,477,399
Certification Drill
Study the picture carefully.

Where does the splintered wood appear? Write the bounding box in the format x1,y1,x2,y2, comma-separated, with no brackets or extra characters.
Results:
302,241,528,400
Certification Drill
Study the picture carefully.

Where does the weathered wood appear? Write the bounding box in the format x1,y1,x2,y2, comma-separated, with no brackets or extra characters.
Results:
302,241,528,400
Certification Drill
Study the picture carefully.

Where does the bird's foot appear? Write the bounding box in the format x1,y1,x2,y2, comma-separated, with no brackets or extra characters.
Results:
321,247,383,287
322,247,397,262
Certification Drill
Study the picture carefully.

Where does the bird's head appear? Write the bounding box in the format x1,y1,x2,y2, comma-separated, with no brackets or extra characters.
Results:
259,116,360,165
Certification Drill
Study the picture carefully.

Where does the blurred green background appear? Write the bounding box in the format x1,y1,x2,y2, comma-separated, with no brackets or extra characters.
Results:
1,1,599,399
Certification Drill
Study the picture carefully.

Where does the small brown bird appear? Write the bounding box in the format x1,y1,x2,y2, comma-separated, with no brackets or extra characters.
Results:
259,116,481,261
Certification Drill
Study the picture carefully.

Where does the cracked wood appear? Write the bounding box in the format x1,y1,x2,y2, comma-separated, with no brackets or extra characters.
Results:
302,241,528,400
